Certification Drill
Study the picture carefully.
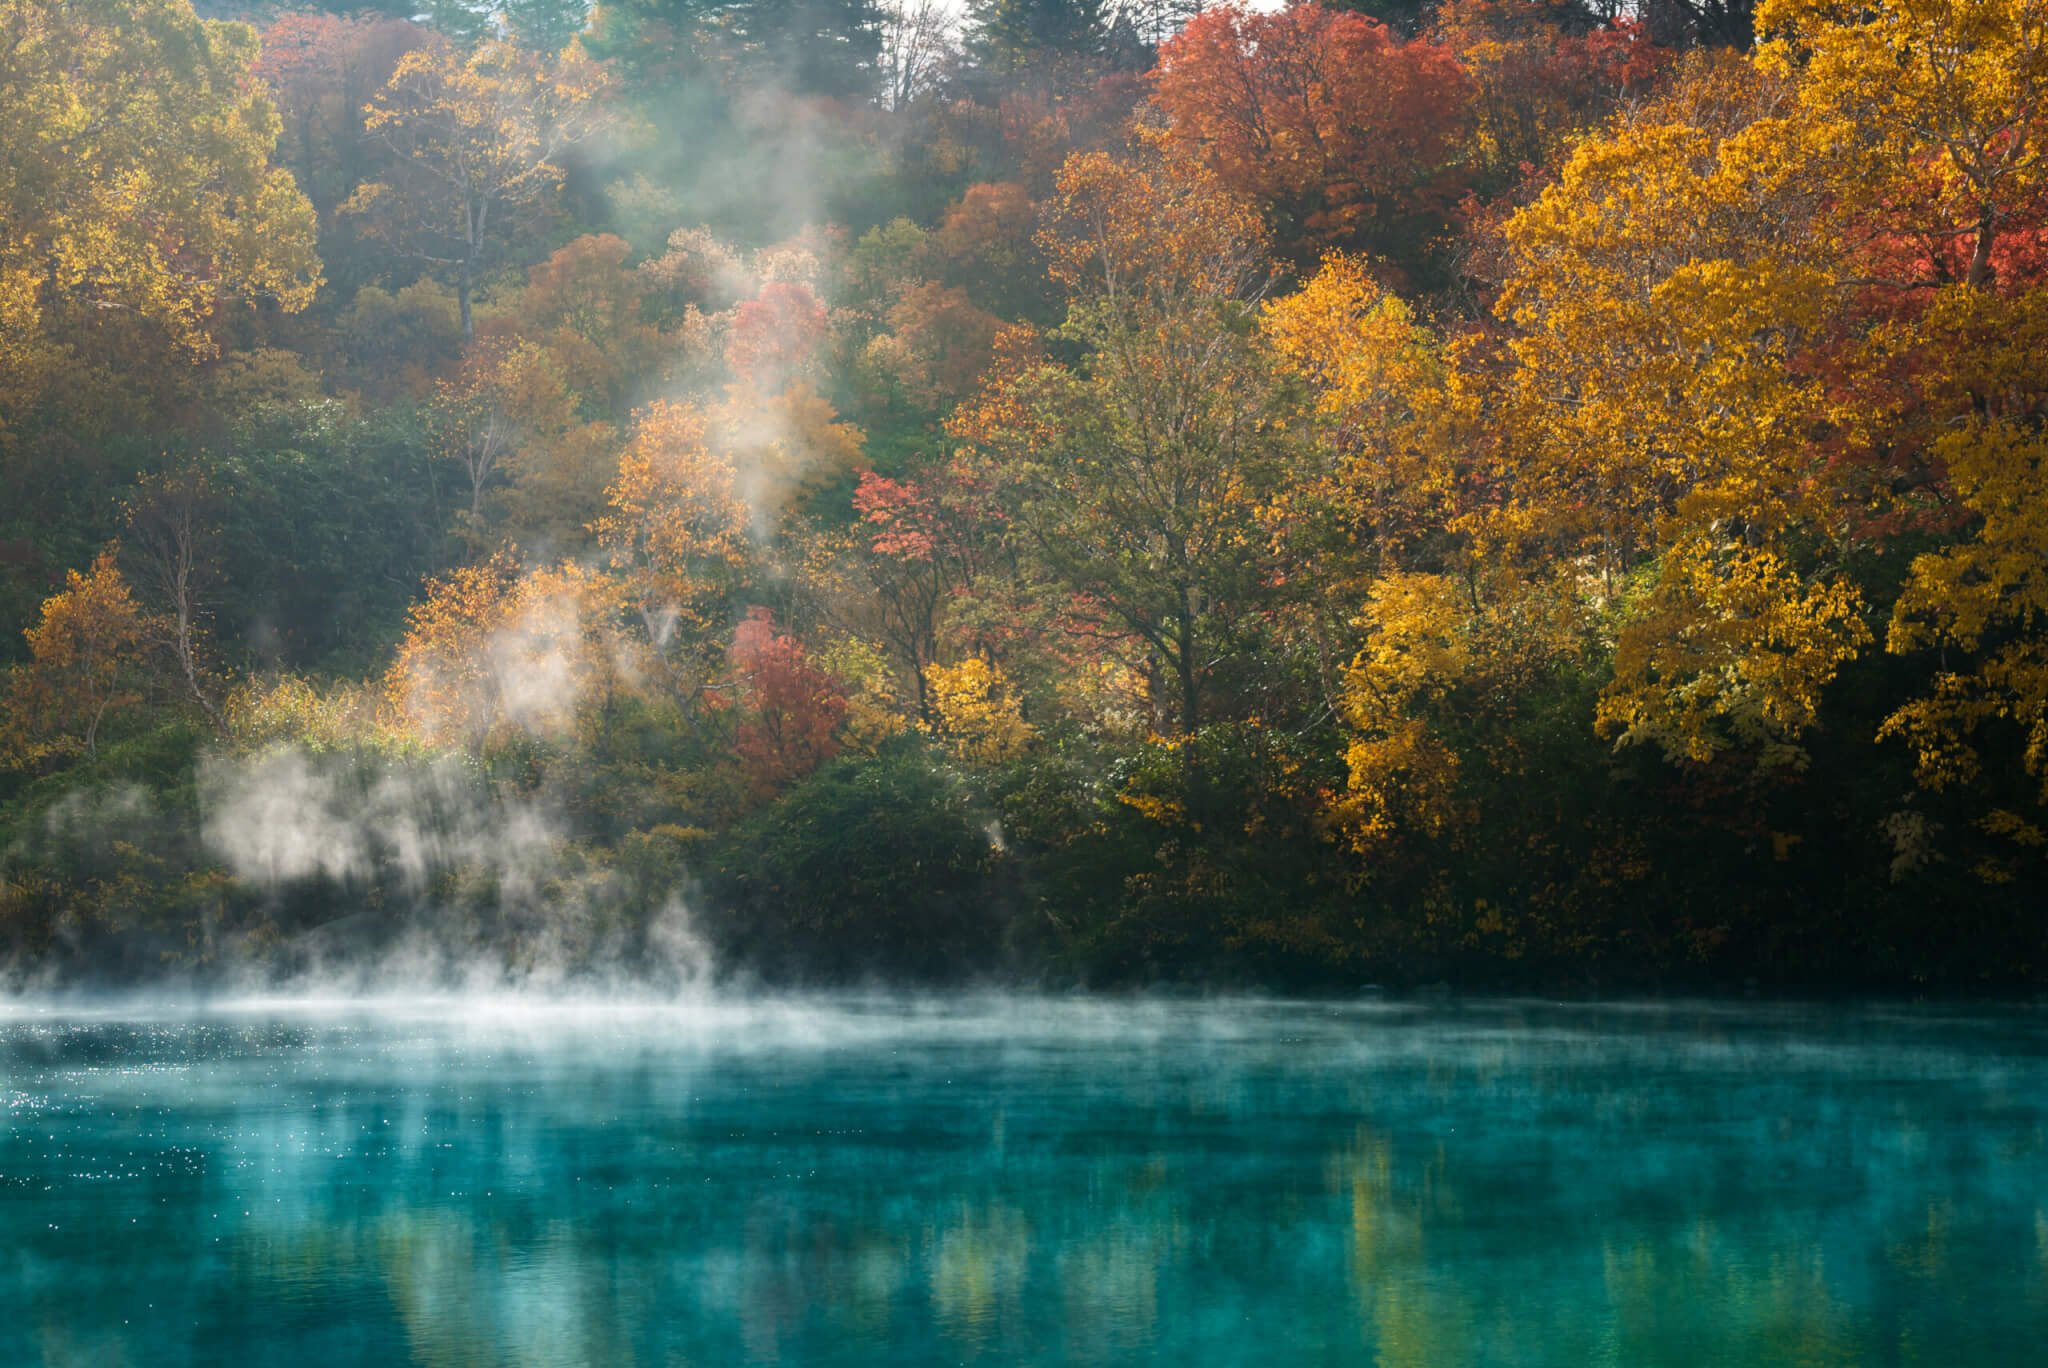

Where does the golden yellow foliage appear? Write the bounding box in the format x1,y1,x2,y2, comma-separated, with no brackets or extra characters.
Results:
1758,0,2048,290
384,557,624,751
1333,573,1586,857
1601,540,1870,766
0,0,319,432
1489,51,1875,764
3,546,157,762
927,658,1034,766
1881,418,2048,800
1496,53,1837,574
223,676,398,753
1263,252,1452,576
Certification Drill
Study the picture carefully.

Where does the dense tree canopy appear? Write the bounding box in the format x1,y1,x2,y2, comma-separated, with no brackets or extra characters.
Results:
0,0,320,436
4,0,2046,989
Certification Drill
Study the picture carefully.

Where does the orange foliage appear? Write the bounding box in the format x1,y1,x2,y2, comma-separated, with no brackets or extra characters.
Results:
872,283,1004,408
1152,3,1475,264
1432,1,1670,188
938,182,1038,273
1038,136,1270,304
730,608,847,799
254,12,424,218
727,282,830,387
3,546,157,763
500,233,662,420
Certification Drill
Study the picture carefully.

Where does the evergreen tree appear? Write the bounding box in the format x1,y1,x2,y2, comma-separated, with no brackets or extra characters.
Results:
591,0,885,98
967,0,1108,76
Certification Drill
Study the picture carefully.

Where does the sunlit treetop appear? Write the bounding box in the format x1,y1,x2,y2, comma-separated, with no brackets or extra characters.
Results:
0,0,320,432
1757,0,2048,289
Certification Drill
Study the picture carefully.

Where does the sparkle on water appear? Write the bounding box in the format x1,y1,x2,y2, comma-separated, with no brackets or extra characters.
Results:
3,994,2045,1366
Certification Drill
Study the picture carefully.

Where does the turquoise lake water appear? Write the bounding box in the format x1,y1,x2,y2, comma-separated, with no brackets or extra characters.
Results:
3,996,2045,1365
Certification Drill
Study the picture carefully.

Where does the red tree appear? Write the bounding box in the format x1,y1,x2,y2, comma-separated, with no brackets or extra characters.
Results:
727,282,830,387
730,608,847,797
1152,3,1475,272
255,13,423,220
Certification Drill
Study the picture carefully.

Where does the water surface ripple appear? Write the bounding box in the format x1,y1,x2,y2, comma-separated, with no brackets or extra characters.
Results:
3,995,2044,1365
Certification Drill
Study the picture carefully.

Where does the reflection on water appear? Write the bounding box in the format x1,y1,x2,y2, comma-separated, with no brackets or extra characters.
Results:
3,997,2046,1366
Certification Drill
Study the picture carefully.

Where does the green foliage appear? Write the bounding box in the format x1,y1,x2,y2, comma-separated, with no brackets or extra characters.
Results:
704,741,1006,978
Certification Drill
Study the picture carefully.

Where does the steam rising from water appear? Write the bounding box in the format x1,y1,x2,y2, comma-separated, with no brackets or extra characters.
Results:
6,743,712,997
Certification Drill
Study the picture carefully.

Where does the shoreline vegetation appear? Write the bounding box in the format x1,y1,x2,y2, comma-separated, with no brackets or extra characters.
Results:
4,0,2046,994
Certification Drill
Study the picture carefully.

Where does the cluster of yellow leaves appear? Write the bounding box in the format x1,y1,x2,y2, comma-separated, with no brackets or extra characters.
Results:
0,0,319,432
1758,0,2048,289
222,676,400,754
926,658,1034,767
1331,573,1586,859
384,557,625,751
1333,575,1477,858
1497,53,1836,571
2,547,157,763
1263,252,1457,580
596,401,754,673
1482,49,1872,765
1600,540,1871,767
1881,417,2048,799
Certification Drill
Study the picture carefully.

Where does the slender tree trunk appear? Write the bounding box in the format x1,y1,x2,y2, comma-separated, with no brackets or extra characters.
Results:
1176,616,1200,737
1967,207,1997,291
459,252,474,343
169,550,222,732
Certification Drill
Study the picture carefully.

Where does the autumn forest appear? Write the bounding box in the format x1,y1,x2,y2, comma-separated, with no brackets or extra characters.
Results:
2,0,2045,990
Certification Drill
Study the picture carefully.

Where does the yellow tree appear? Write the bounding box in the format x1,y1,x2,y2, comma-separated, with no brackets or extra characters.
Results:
344,38,613,341
1491,51,1872,766
926,658,1034,766
385,556,624,752
3,546,157,763
1758,0,2048,292
595,400,757,706
1263,251,1457,590
1761,0,2048,835
0,0,319,434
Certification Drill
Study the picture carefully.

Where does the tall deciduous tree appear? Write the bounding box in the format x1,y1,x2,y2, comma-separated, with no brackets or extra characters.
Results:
597,400,758,706
124,466,223,731
1771,0,2048,827
1151,2,1474,271
1490,52,1872,765
343,38,614,341
952,138,1296,735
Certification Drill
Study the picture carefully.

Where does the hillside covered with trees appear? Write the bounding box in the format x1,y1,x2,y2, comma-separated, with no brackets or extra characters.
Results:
1,0,2044,990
